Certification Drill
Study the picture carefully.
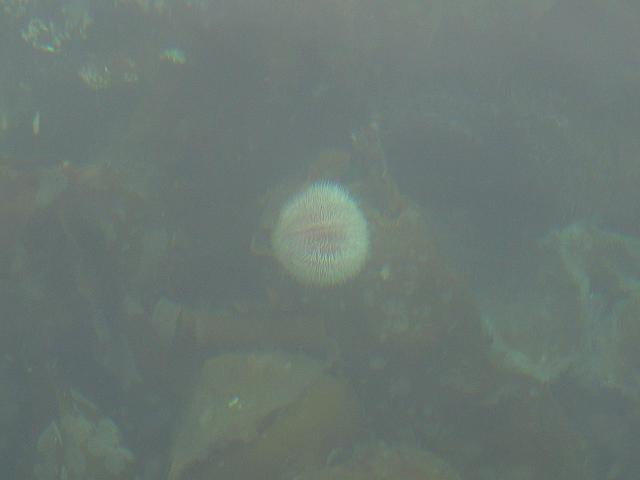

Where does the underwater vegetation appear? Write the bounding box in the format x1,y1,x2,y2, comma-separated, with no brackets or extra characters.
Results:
0,0,638,479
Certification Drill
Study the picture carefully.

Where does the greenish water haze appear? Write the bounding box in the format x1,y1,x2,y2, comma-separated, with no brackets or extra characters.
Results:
0,0,639,478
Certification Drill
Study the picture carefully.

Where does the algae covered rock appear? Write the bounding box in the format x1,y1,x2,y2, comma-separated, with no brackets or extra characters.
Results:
33,389,134,480
482,222,640,400
298,442,461,480
168,351,361,480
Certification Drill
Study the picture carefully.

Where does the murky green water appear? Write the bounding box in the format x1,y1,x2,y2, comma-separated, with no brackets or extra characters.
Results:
0,1,639,478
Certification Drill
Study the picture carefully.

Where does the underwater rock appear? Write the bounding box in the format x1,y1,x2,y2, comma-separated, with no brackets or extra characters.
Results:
257,143,486,369
186,304,333,355
0,164,38,255
33,389,134,480
136,297,334,359
125,299,336,394
168,351,361,480
564,224,640,396
255,142,502,448
358,204,462,357
150,297,181,349
550,224,640,397
480,235,584,383
350,190,498,406
297,442,461,480
483,222,640,396
467,386,591,480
